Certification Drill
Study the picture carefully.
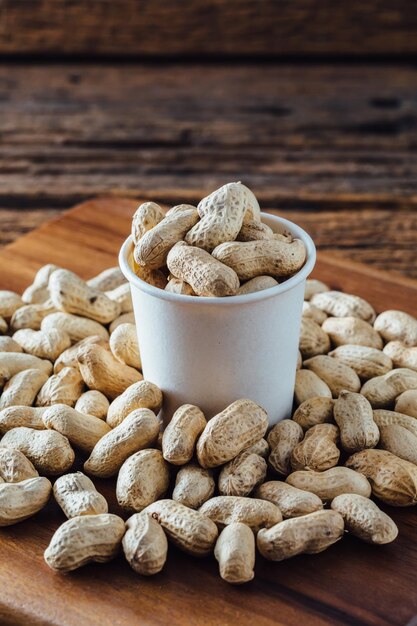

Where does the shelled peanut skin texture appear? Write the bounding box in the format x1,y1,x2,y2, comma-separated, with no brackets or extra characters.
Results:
0,182,416,585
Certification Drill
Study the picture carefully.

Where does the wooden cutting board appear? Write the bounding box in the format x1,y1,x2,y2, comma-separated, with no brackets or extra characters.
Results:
1,197,417,626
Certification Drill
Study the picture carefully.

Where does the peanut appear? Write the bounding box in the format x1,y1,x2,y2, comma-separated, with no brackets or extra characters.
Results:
77,341,142,400
329,344,392,379
286,467,371,501
144,499,218,556
172,464,215,509
256,481,323,519
291,424,340,472
105,282,132,314
0,316,7,334
13,327,71,361
304,279,330,301
87,266,126,292
294,369,332,405
346,449,417,506
109,312,135,333
84,408,159,478
245,438,269,457
42,404,111,454
267,419,303,475
0,406,47,434
107,380,163,428
186,182,247,251
42,311,109,343
302,301,328,325
379,424,417,466
237,276,278,295
331,494,398,544
123,511,168,575
361,368,417,408
0,290,24,321
22,264,60,304
373,409,417,438
53,471,108,518
199,496,282,532
0,368,49,410
196,399,268,468
162,404,206,465
374,310,417,346
334,391,379,453
237,183,261,223
109,323,141,369
383,341,417,371
0,352,52,387
257,510,344,561
0,337,23,353
0,476,51,526
167,241,239,297
135,205,199,269
116,449,170,512
54,335,108,373
49,269,120,324
36,366,84,407
218,450,267,496
395,389,417,418
311,291,376,323
292,396,335,431
212,238,306,280
0,447,38,483
10,300,57,332
303,355,361,396
74,389,109,419
165,277,196,296
44,514,125,572
237,220,273,242
132,259,168,290
214,523,255,584
131,202,166,245
1,426,74,475
322,317,383,349
299,318,331,358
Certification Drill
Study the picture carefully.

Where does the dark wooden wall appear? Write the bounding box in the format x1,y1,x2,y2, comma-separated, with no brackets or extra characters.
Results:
1,1,417,56
1,1,416,278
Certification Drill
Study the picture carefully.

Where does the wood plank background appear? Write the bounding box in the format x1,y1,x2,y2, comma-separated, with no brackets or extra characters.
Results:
1,61,417,277
1,1,417,56
1,3,416,277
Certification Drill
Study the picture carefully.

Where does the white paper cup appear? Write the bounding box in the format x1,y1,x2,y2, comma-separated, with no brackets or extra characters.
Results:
119,213,316,425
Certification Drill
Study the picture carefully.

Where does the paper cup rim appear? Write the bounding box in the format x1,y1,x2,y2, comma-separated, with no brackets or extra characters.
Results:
119,212,316,306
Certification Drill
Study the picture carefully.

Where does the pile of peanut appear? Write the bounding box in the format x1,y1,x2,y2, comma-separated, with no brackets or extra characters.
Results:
131,182,307,296
0,255,417,585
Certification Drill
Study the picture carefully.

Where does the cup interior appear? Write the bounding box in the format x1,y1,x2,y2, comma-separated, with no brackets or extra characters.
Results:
119,212,316,305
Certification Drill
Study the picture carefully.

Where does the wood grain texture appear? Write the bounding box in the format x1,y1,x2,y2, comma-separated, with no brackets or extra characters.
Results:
2,63,417,206
1,62,417,276
1,197,417,315
3,206,417,280
1,197,417,626
0,0,416,56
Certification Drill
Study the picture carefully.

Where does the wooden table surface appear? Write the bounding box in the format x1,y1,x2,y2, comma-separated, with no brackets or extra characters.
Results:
1,197,417,626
